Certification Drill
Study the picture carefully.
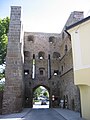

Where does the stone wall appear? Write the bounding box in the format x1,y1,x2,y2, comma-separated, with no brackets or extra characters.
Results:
0,91,3,114
59,49,80,111
23,32,62,108
2,6,24,114
23,31,80,111
22,10,83,111
63,11,84,30
23,20,81,110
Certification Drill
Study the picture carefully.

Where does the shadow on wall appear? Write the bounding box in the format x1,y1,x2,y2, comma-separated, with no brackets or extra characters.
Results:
0,91,3,114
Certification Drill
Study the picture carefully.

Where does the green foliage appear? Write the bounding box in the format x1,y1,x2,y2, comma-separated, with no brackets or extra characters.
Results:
33,87,42,99
0,17,10,64
0,73,5,80
0,84,4,91
43,91,49,97
34,100,39,102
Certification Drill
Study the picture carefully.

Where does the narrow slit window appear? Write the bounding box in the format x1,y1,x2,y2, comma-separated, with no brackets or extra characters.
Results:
65,45,68,52
61,66,63,71
32,54,35,79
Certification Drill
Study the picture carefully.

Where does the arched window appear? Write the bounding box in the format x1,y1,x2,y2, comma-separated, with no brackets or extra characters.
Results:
27,35,34,42
49,36,55,43
39,68,45,76
54,70,59,76
53,52,60,59
38,51,45,59
24,70,29,75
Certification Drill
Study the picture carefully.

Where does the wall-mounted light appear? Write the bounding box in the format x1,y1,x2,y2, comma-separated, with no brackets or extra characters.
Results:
54,73,57,76
40,56,43,60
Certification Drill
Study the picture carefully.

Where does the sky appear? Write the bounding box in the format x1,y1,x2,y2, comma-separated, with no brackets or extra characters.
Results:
0,0,90,33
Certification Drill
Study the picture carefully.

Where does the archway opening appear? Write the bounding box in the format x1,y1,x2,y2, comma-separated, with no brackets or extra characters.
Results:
33,85,50,109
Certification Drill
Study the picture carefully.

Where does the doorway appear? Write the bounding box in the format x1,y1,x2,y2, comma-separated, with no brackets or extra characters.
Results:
33,85,50,109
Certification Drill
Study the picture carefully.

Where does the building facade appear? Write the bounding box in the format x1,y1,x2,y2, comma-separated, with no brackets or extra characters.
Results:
2,6,84,114
67,16,90,120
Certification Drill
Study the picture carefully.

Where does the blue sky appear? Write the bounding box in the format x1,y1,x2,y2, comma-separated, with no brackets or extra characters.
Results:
0,0,90,33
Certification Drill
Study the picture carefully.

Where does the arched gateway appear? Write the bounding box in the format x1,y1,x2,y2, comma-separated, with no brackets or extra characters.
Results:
32,85,50,108
2,6,82,114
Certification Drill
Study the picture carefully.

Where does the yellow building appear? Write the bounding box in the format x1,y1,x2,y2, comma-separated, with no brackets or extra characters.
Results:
66,16,90,120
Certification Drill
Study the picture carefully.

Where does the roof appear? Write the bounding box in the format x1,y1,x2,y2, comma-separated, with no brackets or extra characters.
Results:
66,16,90,30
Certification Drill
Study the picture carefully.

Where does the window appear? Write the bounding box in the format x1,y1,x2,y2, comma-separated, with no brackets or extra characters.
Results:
62,32,64,39
24,70,29,75
65,45,68,52
52,82,54,85
38,51,45,59
33,54,35,59
40,70,43,75
54,70,59,76
53,52,60,59
27,35,34,42
32,54,35,79
24,51,30,57
61,66,63,71
39,68,45,76
49,36,55,43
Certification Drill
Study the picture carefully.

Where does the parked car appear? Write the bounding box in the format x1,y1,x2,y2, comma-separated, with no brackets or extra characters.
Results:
41,100,47,105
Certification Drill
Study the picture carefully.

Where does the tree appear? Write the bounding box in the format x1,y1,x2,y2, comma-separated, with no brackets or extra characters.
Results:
33,87,42,99
0,17,10,65
43,91,49,97
0,84,4,91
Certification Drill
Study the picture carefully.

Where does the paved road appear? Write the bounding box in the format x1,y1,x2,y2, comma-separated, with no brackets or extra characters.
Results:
24,108,67,120
0,108,84,120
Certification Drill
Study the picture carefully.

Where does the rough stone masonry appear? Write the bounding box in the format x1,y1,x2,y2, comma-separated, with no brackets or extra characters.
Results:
2,6,83,114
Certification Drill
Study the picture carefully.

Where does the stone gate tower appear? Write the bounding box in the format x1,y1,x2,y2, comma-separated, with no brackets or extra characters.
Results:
2,6,24,114
1,6,84,114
